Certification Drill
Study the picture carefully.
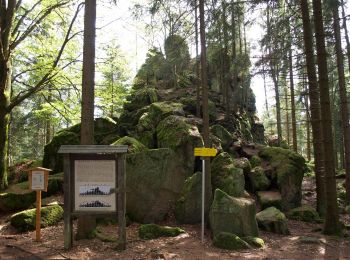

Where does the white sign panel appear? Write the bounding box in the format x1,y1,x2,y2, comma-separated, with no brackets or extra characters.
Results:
31,171,45,190
74,160,116,212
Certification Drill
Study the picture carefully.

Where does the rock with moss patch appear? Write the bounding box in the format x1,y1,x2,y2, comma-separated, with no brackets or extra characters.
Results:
211,153,245,197
0,192,36,212
175,172,201,224
257,191,282,210
249,155,262,168
148,101,185,125
213,232,251,250
259,147,306,211
157,115,203,176
123,87,158,112
112,136,147,153
126,148,186,223
241,236,265,248
247,166,270,192
139,224,185,240
287,205,321,223
233,157,251,175
210,125,233,149
256,207,290,235
209,189,259,237
10,204,63,232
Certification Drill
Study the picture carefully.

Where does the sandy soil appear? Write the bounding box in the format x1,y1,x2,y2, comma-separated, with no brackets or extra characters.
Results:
1,177,350,260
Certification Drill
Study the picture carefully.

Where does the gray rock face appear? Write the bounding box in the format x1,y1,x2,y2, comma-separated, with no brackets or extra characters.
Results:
126,148,186,223
209,189,259,237
256,207,290,235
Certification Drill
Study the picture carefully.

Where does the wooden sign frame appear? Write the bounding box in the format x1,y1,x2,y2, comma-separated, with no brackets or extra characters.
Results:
58,145,128,250
27,167,51,192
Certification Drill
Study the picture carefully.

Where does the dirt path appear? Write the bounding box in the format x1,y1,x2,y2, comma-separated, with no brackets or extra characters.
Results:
1,177,350,259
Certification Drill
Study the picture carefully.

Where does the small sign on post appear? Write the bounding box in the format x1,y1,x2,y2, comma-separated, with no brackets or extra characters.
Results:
194,147,217,244
27,167,52,242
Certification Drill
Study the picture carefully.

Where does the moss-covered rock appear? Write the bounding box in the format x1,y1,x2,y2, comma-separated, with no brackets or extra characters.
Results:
233,157,252,175
157,115,203,176
211,153,245,197
139,224,185,240
259,147,306,211
213,232,251,250
257,191,282,210
210,125,233,149
256,207,290,235
118,106,150,133
209,189,259,237
112,136,147,153
126,148,187,223
10,204,63,232
249,155,262,168
175,172,201,224
287,205,321,223
241,236,265,248
247,166,270,192
148,101,185,125
0,192,36,212
123,87,158,112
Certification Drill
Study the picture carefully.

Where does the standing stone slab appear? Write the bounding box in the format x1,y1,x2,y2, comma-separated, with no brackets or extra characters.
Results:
209,189,259,237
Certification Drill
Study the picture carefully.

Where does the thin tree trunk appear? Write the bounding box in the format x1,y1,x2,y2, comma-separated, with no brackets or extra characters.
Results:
299,0,326,216
222,0,230,115
199,0,212,212
312,0,340,234
341,0,350,74
332,4,350,204
231,0,238,112
78,0,97,239
285,86,290,146
195,0,200,118
289,48,297,152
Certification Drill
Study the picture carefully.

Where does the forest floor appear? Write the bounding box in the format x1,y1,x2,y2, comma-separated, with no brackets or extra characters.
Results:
1,177,350,259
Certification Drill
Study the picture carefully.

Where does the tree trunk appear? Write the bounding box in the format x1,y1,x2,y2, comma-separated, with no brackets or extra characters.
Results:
289,48,297,152
222,0,230,115
285,86,290,146
0,110,10,190
195,0,200,118
199,0,212,212
332,4,350,204
231,0,238,112
312,0,340,234
78,0,97,239
299,0,326,216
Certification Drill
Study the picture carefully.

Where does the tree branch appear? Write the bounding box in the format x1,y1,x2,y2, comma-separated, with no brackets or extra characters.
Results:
8,2,83,111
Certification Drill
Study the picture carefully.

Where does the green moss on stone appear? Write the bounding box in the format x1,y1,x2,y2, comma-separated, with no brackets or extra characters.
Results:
112,136,147,153
124,88,158,112
213,232,250,250
256,207,290,235
248,166,270,192
210,125,233,149
148,101,184,125
241,236,265,248
10,204,63,232
257,191,282,210
249,155,262,168
0,192,36,212
139,224,185,240
287,205,321,223
233,158,251,175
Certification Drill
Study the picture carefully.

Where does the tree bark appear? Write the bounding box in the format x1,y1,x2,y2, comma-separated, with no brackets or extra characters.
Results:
199,0,212,212
312,0,340,234
289,47,297,152
332,4,350,204
285,86,290,146
195,0,200,118
299,0,326,216
77,0,97,239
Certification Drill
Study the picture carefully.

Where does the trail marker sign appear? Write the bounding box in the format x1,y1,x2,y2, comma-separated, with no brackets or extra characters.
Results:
194,147,217,157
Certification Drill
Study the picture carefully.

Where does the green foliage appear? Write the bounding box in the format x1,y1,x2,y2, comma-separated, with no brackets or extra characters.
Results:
138,223,185,240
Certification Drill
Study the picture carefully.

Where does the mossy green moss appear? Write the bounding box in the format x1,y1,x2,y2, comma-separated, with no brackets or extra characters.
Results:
148,101,184,125
248,166,270,192
241,236,265,248
287,205,321,223
213,232,250,250
256,207,290,235
233,158,251,175
124,88,158,112
249,155,262,168
138,224,185,240
10,204,63,232
210,125,233,149
0,192,36,212
112,136,147,153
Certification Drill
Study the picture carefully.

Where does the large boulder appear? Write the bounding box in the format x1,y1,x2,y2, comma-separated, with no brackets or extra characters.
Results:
256,207,290,235
211,153,245,197
157,115,203,176
123,87,158,112
10,204,63,232
43,118,117,173
213,232,251,250
210,125,233,149
175,172,201,224
126,148,187,223
287,205,321,223
139,224,185,240
233,157,251,175
112,136,147,153
209,189,259,237
257,191,282,210
259,147,306,211
0,192,36,212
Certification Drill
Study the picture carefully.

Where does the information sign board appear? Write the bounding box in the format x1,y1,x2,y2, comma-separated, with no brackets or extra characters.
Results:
31,171,45,190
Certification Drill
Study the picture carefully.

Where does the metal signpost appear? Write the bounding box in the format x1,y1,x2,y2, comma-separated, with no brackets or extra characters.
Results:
194,147,217,243
58,145,128,250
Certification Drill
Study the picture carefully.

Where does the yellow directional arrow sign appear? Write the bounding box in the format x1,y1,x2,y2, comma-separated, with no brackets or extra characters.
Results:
194,147,217,157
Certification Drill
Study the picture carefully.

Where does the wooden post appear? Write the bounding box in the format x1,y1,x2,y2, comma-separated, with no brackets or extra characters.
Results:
63,154,73,250
36,190,41,242
117,154,126,250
